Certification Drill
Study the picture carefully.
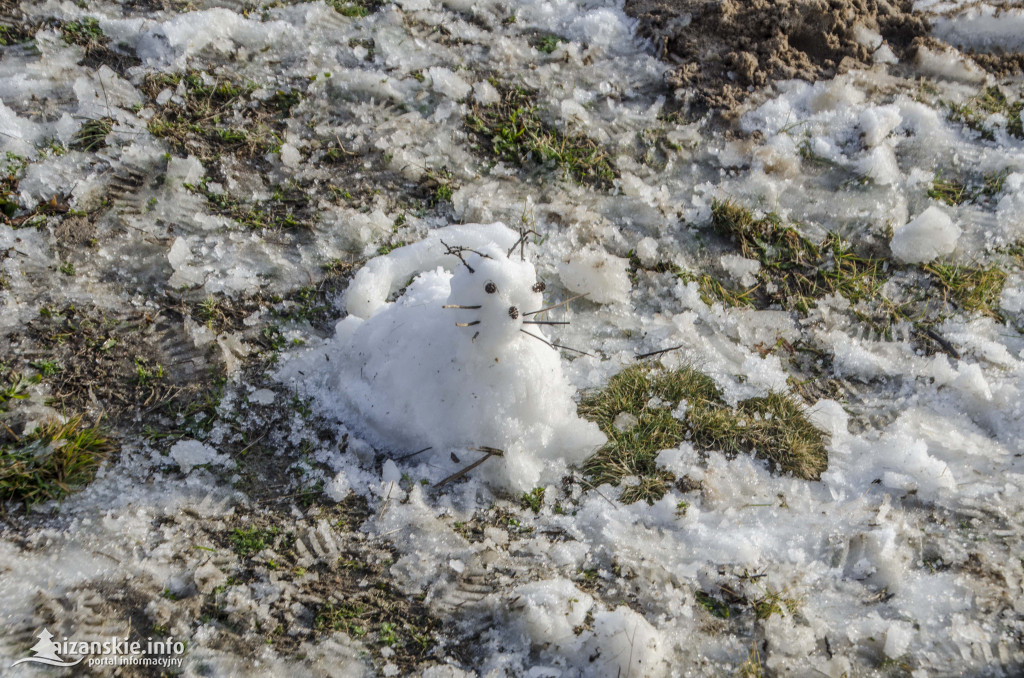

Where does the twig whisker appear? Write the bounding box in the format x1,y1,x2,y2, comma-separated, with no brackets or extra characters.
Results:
524,293,588,317
519,329,593,357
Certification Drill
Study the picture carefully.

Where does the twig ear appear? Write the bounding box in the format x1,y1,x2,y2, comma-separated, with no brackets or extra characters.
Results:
506,225,539,260
441,241,492,273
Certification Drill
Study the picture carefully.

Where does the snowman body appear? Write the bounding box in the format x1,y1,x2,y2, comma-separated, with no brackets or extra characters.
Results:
326,223,605,491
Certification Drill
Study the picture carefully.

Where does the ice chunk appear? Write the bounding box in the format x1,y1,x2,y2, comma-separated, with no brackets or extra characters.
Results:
249,389,276,405
584,606,667,678
381,459,401,484
858,105,901,147
807,399,848,439
279,143,301,168
890,206,960,264
325,470,351,501
472,80,500,105
930,5,1024,54
613,412,639,431
913,44,987,85
169,439,230,474
719,253,760,287
505,578,593,655
856,144,900,186
427,67,471,101
635,237,659,268
884,621,914,659
557,245,631,305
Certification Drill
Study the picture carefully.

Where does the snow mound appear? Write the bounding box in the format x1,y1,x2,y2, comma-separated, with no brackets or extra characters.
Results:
286,223,605,492
556,245,631,305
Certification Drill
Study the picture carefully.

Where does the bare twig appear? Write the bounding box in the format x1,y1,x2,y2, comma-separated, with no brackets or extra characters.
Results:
635,344,683,360
519,329,593,357
506,226,539,260
395,446,432,462
434,447,503,487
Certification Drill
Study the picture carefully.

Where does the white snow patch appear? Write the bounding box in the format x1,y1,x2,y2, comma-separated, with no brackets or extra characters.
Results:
556,245,631,305
169,439,231,474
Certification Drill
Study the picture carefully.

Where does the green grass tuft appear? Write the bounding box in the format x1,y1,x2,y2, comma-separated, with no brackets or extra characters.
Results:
947,86,1023,141
532,34,563,54
466,83,616,187
928,168,1011,206
71,118,114,152
689,392,830,481
923,262,1007,320
228,526,280,557
0,372,39,412
1,416,114,509
520,487,544,513
143,72,290,161
709,199,889,315
60,17,104,47
580,364,828,504
325,0,377,17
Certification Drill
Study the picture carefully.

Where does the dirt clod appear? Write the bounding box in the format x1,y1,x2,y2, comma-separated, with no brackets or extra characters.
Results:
625,0,929,115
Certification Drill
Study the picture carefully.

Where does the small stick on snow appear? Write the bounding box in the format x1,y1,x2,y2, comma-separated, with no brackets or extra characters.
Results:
443,304,482,309
434,447,504,487
519,329,593,357
524,293,588,317
573,475,619,509
925,328,961,360
522,320,569,325
456,321,481,327
377,482,395,519
395,446,432,461
635,344,684,360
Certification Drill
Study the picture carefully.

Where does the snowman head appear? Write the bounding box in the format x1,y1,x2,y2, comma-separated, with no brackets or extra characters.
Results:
443,243,546,353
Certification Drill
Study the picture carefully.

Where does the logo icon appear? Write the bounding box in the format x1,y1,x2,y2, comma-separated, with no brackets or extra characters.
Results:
12,628,83,667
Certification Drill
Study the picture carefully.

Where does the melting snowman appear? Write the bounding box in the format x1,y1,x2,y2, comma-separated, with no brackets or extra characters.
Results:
317,222,605,492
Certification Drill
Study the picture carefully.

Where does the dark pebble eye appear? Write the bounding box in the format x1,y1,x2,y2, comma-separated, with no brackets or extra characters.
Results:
508,306,519,319
532,281,546,293
485,281,497,294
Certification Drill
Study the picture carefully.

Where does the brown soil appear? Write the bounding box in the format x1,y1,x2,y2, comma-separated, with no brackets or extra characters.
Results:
625,0,929,115
963,50,1024,78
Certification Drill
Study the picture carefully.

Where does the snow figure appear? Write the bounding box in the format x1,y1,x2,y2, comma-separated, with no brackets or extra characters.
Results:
324,222,605,492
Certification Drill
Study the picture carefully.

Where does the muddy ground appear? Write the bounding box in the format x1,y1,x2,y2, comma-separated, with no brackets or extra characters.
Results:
623,0,1023,114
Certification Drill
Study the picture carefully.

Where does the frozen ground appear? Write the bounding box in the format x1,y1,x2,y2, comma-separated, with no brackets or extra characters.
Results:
0,0,1023,675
